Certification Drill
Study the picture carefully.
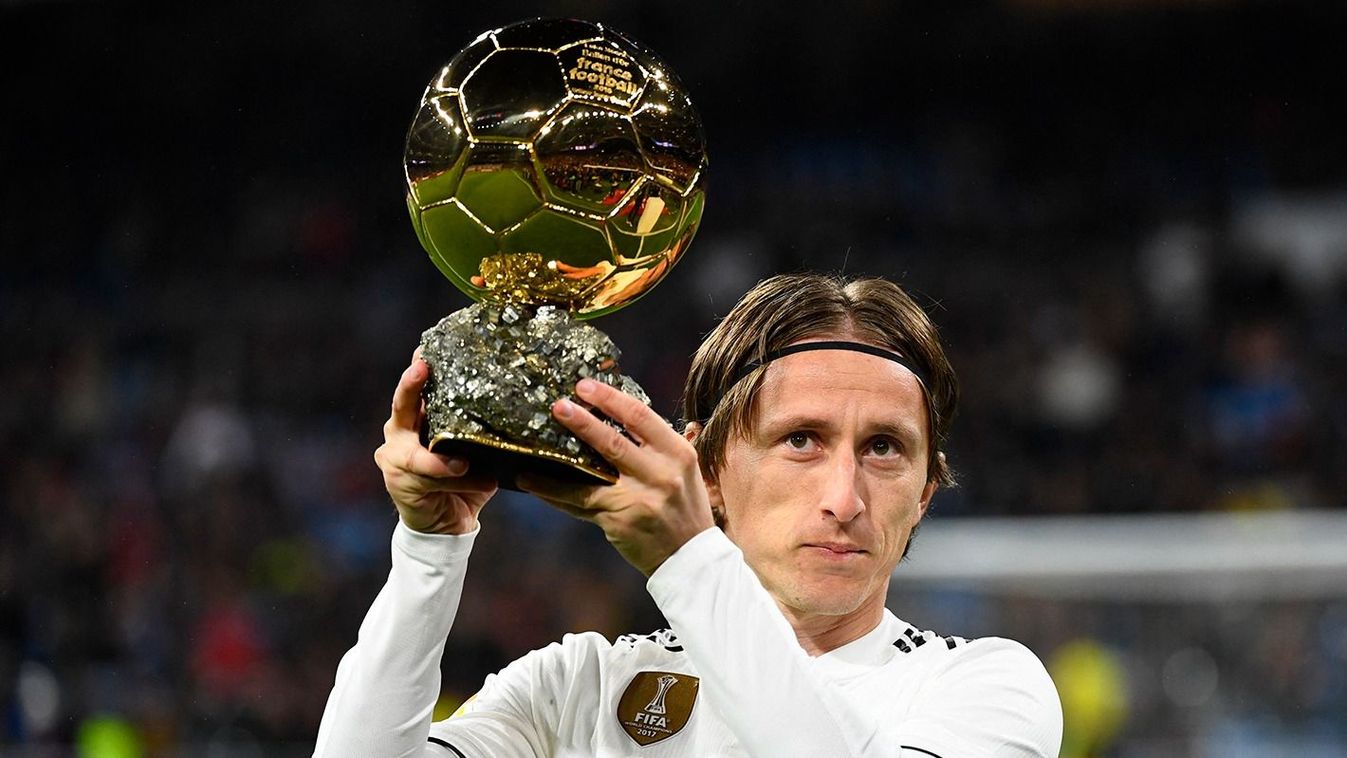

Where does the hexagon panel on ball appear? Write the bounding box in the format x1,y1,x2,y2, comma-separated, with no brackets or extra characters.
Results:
557,39,647,112
631,76,705,193
405,95,469,208
431,31,496,93
606,182,686,263
502,208,613,270
416,200,497,297
535,101,647,217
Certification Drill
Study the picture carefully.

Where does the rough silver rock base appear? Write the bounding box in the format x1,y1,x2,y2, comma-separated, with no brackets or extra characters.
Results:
419,302,651,490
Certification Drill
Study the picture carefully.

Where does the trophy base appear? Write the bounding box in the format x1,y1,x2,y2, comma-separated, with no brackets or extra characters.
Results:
419,302,650,494
428,429,618,492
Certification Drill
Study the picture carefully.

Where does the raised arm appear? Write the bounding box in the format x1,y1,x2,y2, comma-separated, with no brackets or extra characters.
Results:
313,355,498,757
374,354,497,536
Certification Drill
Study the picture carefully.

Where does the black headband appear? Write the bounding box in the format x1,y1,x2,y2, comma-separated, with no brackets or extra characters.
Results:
702,341,930,422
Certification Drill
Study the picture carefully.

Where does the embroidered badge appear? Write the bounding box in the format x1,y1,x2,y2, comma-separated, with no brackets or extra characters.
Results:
617,671,699,746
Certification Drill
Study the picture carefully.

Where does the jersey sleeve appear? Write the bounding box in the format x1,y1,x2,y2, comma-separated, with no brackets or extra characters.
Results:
426,631,609,758
313,521,479,758
646,528,1062,758
893,638,1063,757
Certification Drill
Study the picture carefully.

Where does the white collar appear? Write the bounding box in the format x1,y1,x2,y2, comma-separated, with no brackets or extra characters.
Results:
815,609,906,672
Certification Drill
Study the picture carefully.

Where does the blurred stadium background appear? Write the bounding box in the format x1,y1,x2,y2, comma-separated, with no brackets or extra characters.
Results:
3,0,1346,755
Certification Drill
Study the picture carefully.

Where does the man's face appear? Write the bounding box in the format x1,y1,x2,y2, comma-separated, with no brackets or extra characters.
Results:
707,341,937,620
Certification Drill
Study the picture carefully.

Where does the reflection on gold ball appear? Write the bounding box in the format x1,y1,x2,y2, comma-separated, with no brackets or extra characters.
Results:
405,18,708,318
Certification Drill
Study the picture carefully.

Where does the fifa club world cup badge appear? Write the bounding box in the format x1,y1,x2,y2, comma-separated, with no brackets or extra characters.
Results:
617,671,699,746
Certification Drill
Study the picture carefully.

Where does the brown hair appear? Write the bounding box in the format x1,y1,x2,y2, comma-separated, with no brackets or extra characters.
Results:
681,273,958,487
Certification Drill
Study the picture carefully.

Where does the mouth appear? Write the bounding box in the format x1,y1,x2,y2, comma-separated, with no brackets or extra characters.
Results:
802,542,867,558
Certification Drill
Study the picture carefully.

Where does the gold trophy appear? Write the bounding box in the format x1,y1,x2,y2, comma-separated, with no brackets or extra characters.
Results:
404,18,707,490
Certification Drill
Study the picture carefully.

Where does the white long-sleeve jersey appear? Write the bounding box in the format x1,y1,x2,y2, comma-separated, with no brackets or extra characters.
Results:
314,523,1061,758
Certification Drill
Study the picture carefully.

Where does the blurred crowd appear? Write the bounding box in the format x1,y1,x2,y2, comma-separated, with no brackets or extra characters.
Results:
3,0,1346,753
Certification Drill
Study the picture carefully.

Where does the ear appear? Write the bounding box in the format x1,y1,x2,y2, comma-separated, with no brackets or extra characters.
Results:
684,422,726,521
918,451,945,519
682,420,702,443
918,480,938,519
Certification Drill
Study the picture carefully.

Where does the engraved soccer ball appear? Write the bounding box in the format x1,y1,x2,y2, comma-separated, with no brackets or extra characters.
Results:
405,18,708,318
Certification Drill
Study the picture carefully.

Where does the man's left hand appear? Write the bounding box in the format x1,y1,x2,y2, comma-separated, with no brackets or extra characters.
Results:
517,378,716,576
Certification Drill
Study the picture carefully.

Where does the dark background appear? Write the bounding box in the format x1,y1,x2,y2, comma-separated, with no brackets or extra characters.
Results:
3,0,1346,753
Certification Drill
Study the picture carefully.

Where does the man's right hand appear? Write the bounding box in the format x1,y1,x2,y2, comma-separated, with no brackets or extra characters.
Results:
374,352,497,534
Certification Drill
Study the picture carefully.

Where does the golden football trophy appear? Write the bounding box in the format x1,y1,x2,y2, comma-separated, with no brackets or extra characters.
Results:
404,18,707,490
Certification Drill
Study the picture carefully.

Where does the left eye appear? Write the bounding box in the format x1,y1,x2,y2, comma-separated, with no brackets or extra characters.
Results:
869,438,898,456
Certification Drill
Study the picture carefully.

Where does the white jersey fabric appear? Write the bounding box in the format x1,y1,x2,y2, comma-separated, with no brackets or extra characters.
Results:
314,522,1061,758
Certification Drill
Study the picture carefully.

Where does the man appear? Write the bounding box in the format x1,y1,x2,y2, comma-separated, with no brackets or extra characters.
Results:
314,273,1063,757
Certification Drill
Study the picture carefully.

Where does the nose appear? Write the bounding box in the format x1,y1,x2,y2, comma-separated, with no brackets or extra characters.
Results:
819,452,865,523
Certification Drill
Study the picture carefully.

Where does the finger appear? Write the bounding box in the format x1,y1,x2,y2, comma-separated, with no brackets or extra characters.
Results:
390,359,429,432
573,379,683,451
402,469,498,495
551,396,654,477
404,446,468,478
535,496,599,524
517,472,606,512
377,441,468,479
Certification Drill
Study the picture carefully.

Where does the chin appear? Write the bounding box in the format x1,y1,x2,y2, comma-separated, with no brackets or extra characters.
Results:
783,580,872,617
798,596,865,617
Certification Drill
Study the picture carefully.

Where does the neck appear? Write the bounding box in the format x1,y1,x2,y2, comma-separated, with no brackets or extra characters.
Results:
776,590,887,656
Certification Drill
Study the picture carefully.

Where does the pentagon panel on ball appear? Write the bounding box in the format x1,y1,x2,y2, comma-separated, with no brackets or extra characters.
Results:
455,140,542,235
459,48,568,141
491,17,605,51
